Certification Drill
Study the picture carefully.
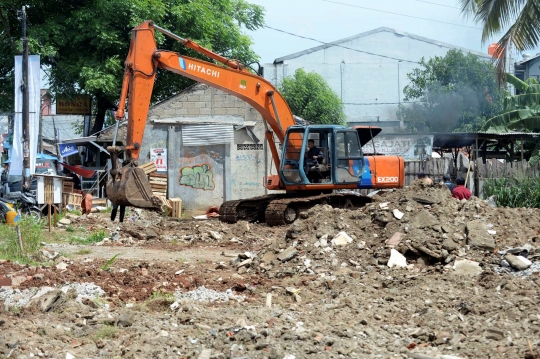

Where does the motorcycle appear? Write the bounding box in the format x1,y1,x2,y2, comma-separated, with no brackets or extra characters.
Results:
0,191,42,223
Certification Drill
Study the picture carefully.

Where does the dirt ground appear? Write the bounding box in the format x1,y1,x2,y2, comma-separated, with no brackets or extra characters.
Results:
1,181,539,359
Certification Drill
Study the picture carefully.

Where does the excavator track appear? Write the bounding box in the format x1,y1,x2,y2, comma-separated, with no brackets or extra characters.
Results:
219,194,281,223
220,193,372,226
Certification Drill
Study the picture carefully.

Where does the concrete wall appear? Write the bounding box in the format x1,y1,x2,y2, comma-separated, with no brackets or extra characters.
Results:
140,84,276,213
264,28,491,128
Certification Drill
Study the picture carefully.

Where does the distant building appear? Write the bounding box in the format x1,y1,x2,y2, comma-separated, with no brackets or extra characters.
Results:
263,27,491,132
514,53,540,85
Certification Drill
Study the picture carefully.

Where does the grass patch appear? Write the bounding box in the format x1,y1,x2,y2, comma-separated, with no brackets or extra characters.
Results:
65,225,76,232
483,175,540,208
69,229,107,245
93,325,116,340
0,218,44,264
100,253,120,271
74,248,92,255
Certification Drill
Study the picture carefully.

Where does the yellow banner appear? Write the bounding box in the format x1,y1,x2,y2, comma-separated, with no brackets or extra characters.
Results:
56,95,92,115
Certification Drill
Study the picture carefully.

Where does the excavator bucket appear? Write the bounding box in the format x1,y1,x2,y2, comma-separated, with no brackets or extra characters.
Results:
106,166,160,208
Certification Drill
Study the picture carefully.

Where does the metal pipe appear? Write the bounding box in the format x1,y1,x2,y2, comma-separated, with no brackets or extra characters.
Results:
112,117,120,147
267,91,283,133
153,24,186,43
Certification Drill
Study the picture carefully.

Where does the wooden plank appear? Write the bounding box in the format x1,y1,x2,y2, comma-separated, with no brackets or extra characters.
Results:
138,161,157,175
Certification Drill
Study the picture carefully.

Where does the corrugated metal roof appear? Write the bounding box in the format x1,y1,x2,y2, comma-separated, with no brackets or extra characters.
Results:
182,125,234,146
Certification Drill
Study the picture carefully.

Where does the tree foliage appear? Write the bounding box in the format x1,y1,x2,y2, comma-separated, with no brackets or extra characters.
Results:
483,75,540,164
279,68,346,125
0,0,264,133
460,0,540,83
398,49,505,133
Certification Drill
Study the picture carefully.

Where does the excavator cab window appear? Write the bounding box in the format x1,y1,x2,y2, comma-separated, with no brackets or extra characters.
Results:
335,131,364,183
281,129,305,184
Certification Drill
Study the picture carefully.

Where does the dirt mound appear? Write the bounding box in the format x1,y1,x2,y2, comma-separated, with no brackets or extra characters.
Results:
250,181,540,278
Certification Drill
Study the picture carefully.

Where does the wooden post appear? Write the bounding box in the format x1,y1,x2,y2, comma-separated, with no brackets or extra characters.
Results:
48,203,51,232
16,225,24,252
53,205,57,227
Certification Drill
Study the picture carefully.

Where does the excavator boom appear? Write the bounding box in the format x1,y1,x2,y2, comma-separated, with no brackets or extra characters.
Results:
107,21,294,208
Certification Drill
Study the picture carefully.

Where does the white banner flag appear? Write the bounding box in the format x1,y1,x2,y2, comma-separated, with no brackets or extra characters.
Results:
12,55,41,177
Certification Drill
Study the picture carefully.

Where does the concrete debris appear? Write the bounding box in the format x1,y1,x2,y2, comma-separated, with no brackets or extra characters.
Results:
331,231,353,246
58,218,71,225
504,253,532,270
392,208,404,219
277,247,297,262
56,262,68,270
466,220,495,251
174,286,244,303
208,231,222,241
452,259,482,276
387,249,407,268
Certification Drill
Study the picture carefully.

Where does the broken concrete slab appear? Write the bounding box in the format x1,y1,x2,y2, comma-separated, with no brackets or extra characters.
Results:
409,210,438,229
452,259,482,276
58,218,71,225
392,209,404,220
504,253,532,270
466,220,495,251
387,249,407,268
277,247,297,262
332,232,353,246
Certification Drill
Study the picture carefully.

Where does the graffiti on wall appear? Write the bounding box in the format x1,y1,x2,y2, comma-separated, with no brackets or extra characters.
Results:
179,163,215,190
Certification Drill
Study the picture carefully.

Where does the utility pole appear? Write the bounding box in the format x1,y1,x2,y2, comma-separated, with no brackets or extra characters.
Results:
21,6,30,190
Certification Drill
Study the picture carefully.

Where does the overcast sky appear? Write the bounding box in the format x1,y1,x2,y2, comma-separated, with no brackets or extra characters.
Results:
246,0,536,65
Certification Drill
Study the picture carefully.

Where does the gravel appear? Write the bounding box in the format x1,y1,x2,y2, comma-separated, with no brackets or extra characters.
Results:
0,282,105,309
174,286,244,303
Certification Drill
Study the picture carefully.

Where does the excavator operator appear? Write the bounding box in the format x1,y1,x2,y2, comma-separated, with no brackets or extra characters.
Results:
306,139,324,183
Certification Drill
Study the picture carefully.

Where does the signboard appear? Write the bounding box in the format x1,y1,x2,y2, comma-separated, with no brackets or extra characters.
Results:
151,148,167,171
362,135,434,160
56,95,92,115
58,143,79,157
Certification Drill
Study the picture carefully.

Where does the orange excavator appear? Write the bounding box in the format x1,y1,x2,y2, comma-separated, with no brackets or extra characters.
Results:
107,21,405,226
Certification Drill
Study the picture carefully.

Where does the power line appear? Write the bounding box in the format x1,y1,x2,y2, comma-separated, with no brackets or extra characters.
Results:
343,101,424,105
262,25,503,76
412,0,465,10
321,0,480,30
264,25,420,64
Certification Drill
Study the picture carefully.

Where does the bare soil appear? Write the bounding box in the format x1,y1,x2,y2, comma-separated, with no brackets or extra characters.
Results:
1,181,539,359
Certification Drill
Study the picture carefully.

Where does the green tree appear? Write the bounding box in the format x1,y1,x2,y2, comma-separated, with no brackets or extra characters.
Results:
483,74,540,164
398,49,505,133
279,68,346,125
0,0,264,134
460,0,540,81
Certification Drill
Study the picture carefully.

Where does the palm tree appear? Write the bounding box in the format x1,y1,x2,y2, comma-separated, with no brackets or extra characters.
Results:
461,0,540,82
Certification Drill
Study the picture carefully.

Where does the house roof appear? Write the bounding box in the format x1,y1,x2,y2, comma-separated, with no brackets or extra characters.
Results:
516,53,540,65
274,27,491,63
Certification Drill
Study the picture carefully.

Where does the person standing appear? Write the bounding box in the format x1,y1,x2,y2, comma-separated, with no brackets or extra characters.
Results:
452,177,472,200
110,203,126,222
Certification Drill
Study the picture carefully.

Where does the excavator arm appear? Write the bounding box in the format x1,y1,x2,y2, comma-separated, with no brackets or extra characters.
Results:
107,21,293,208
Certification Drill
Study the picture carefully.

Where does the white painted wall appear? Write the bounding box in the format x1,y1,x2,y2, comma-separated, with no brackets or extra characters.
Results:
264,28,490,129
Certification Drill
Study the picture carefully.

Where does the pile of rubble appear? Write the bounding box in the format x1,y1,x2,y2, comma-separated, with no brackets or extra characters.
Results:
234,181,540,278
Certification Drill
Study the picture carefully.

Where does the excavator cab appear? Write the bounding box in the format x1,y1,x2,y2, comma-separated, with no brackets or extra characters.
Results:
280,125,366,187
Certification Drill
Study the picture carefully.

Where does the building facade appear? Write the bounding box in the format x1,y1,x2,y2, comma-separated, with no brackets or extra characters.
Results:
263,27,491,132
136,84,276,213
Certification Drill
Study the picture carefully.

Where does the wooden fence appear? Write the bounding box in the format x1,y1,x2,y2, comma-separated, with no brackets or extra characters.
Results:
476,160,540,197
